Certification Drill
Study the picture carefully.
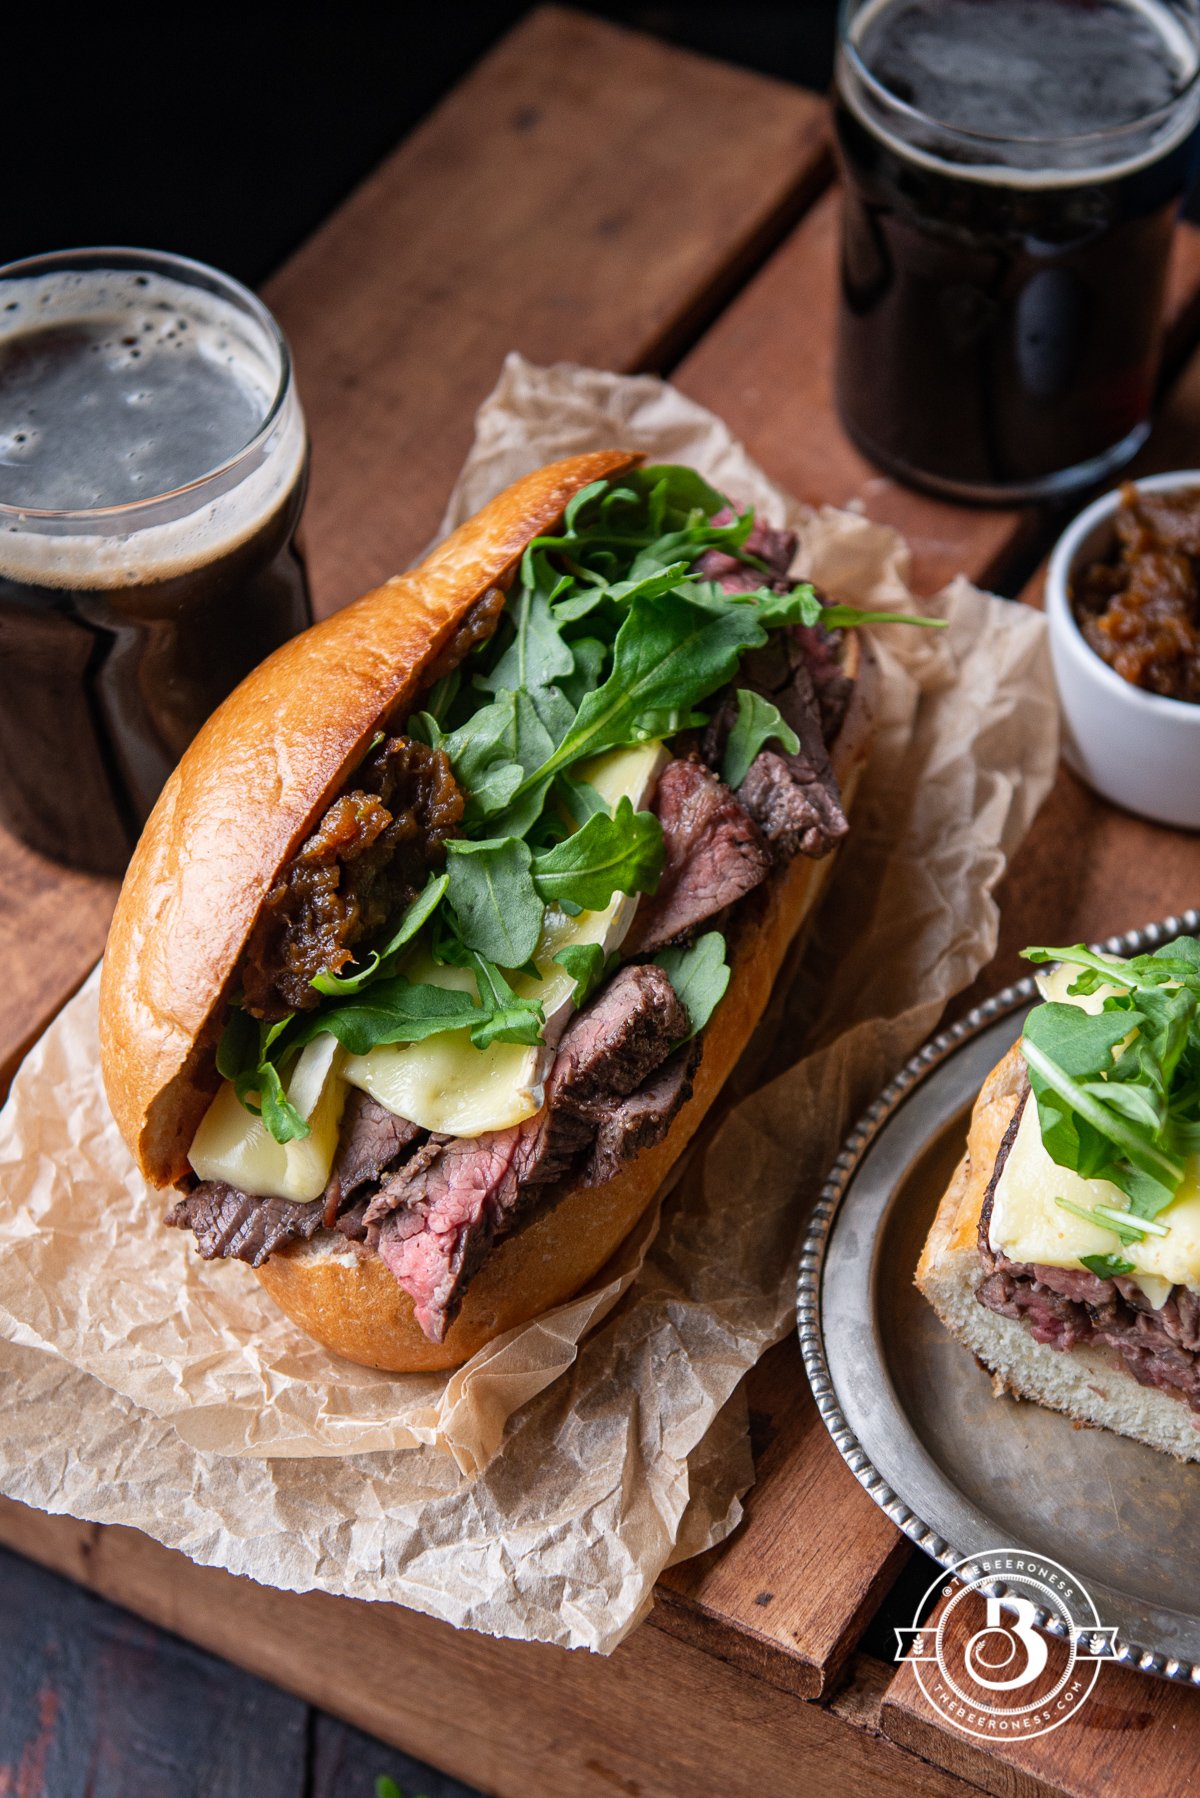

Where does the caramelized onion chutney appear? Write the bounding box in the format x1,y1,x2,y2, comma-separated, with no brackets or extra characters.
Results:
1072,483,1200,704
240,738,464,1020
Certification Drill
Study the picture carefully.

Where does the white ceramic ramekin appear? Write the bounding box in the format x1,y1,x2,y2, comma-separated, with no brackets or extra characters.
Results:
1044,469,1200,830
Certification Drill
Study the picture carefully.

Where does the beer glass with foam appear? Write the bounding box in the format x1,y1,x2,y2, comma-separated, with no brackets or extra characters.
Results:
0,248,312,873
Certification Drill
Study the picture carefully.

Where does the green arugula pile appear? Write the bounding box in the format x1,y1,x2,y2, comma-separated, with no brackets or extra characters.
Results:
1021,937,1200,1278
223,465,942,1144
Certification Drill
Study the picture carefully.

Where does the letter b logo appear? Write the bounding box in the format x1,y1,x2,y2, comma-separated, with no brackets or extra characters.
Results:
965,1595,1049,1690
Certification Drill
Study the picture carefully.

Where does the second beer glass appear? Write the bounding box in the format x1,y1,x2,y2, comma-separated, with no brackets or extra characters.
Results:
835,0,1200,501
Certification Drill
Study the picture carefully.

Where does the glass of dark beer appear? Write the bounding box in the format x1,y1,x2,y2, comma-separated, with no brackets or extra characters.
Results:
0,247,312,874
835,0,1200,502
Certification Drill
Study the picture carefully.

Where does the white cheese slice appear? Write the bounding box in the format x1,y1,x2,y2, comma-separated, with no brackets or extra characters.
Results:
1034,959,1124,1011
188,1033,346,1203
343,740,669,1137
991,956,1198,1308
342,953,547,1137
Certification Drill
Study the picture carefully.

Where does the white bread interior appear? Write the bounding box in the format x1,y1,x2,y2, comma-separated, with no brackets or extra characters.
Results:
917,1043,1200,1464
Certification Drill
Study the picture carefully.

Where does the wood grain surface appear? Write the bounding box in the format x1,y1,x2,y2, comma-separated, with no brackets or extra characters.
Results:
0,1543,477,1798
3,7,1200,1795
656,1338,910,1699
881,1591,1200,1798
0,1502,973,1798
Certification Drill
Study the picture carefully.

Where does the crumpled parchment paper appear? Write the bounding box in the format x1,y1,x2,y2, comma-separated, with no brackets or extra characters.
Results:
0,355,1058,1652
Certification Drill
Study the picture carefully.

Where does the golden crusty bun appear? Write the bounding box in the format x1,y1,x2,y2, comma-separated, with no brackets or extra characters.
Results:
99,453,875,1372
917,1043,1200,1462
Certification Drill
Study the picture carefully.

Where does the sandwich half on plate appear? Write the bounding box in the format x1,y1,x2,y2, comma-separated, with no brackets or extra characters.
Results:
101,451,931,1373
919,936,1200,1460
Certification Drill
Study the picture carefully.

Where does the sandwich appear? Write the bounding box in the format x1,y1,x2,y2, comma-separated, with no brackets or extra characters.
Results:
100,451,930,1373
918,936,1200,1460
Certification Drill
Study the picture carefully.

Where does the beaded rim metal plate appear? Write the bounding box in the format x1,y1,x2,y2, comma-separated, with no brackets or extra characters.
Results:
797,909,1200,1686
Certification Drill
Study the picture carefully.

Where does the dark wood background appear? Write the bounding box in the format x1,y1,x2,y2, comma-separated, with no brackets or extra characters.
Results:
0,1543,476,1793
0,3,841,284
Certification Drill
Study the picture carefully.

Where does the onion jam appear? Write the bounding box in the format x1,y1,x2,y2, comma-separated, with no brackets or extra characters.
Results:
1072,482,1200,704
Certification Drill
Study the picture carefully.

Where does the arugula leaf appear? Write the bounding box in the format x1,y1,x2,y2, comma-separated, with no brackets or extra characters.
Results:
478,587,574,695
462,952,545,1049
445,836,544,967
563,478,610,531
528,681,575,747
292,977,482,1057
552,562,694,625
555,773,610,827
510,590,768,799
1054,1195,1147,1245
634,462,729,519
553,941,612,1009
1018,939,1200,1228
216,1010,311,1142
447,687,561,833
1073,1076,1163,1133
656,932,730,1037
604,560,696,608
216,1006,258,1084
754,584,946,632
1022,943,1142,991
1021,1029,1181,1194
442,692,523,816
423,666,460,724
558,637,607,710
1081,1253,1136,1279
1023,1002,1134,1081
257,1060,310,1145
720,688,800,788
311,874,449,996
1155,937,1200,972
532,797,664,910
404,710,444,751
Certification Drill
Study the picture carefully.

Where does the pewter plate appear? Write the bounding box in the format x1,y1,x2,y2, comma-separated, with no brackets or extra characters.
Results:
798,910,1200,1685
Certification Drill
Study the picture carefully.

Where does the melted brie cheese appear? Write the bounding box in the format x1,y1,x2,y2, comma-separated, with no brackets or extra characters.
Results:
991,957,1198,1308
342,954,548,1136
188,1033,345,1202
1034,960,1123,1012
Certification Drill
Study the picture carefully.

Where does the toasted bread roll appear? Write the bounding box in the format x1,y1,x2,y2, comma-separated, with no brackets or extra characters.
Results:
100,452,876,1371
917,1043,1200,1463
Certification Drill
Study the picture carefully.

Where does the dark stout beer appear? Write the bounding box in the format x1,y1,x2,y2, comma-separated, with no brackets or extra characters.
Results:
835,0,1200,500
0,252,311,874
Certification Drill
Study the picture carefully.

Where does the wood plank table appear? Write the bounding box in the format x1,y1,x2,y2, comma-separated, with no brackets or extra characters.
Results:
2,10,1198,1794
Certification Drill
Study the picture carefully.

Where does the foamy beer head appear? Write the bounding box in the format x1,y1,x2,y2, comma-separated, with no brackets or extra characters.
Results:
0,254,306,585
0,249,312,874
